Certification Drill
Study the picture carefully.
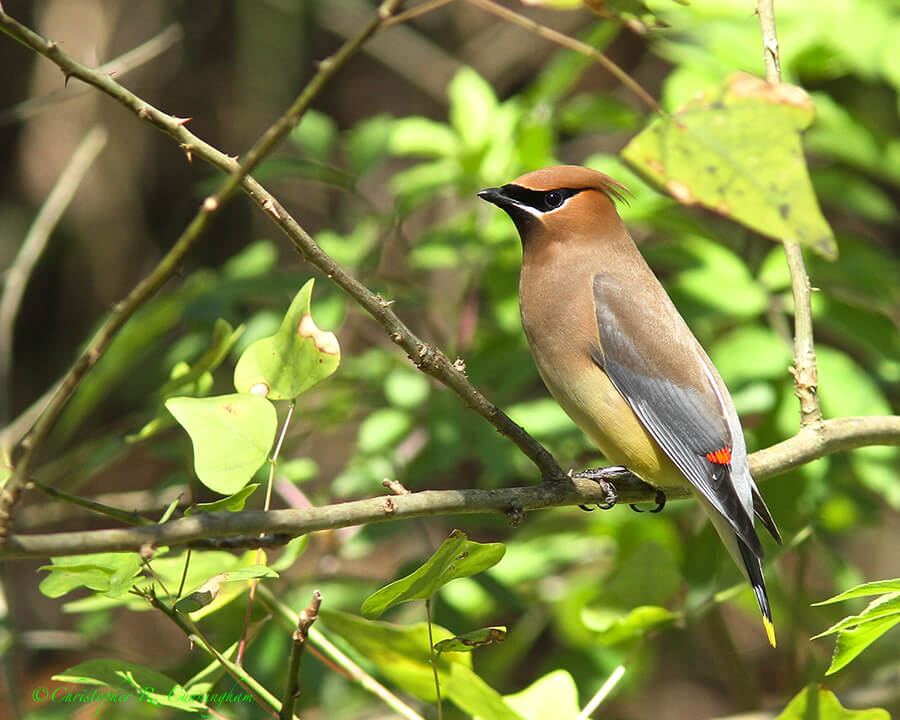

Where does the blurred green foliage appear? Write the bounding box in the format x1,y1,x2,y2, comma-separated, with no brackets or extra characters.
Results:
8,1,900,719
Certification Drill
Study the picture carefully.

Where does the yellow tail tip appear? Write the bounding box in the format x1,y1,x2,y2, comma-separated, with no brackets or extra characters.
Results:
763,616,777,648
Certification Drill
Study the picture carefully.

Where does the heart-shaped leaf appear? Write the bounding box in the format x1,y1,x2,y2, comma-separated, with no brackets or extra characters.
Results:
166,394,276,495
623,72,836,258
233,279,340,399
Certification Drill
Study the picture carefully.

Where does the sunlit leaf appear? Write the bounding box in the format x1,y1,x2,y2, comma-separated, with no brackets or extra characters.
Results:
500,670,580,720
54,659,207,712
233,279,340,399
582,605,677,645
361,530,506,618
774,684,890,719
623,72,836,258
166,393,277,495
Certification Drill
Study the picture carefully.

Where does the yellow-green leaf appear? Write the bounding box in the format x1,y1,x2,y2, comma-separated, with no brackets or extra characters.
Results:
233,279,340,399
623,72,836,258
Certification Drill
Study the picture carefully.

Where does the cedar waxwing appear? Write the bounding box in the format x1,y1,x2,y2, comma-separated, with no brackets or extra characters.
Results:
479,165,782,647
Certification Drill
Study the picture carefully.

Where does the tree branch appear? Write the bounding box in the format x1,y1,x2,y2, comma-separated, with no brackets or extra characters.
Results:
756,0,823,427
0,0,404,548
3,415,897,560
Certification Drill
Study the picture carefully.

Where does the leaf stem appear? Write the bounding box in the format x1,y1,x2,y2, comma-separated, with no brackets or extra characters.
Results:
425,597,443,720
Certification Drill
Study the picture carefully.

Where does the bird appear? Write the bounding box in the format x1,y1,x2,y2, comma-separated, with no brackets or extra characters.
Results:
478,165,782,647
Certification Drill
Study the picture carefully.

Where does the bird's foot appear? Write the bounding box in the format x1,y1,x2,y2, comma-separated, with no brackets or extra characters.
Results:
573,466,628,511
629,489,667,514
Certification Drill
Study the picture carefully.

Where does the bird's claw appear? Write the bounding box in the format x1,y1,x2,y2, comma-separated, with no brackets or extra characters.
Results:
573,466,625,511
629,489,666,514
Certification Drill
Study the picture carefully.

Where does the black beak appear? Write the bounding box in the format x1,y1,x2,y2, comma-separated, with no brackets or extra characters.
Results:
477,187,505,206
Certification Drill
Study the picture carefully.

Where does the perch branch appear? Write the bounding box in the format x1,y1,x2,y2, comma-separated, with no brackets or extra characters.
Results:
756,0,823,427
3,415,898,560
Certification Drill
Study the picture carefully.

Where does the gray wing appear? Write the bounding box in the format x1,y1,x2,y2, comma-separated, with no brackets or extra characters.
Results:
590,274,763,558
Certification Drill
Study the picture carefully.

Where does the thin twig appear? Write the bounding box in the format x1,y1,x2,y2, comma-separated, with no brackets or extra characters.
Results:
575,664,625,720
141,560,292,718
0,0,404,548
0,23,183,127
465,0,664,115
382,0,455,28
0,125,107,426
29,479,154,526
3,413,898,560
280,590,322,720
257,585,426,720
238,400,296,665
756,0,822,427
425,597,443,720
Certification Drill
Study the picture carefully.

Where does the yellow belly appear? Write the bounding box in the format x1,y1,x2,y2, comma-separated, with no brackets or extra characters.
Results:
535,353,687,491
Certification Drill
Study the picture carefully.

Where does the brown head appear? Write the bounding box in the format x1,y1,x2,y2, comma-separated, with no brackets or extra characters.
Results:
478,165,630,245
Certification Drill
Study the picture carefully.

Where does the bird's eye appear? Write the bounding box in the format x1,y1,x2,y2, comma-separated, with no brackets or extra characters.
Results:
544,190,563,209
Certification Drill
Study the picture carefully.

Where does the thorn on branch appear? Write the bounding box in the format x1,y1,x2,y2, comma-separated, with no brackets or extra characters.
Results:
263,198,281,219
453,357,467,374
137,106,151,120
382,497,397,514
203,196,219,212
173,116,192,127
382,478,410,495
179,144,193,163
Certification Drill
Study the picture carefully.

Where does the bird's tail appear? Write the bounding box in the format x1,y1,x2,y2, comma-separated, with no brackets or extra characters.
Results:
736,534,776,648
695,491,776,647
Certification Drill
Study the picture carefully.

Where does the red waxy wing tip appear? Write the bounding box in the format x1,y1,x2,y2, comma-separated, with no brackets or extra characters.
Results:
705,447,732,465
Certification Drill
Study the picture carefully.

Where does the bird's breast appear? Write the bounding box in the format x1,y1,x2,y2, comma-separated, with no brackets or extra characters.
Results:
518,260,684,488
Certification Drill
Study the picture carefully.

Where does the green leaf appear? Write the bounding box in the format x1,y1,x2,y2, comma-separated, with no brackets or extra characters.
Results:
361,529,506,618
318,609,466,702
389,117,461,158
434,626,506,653
816,346,900,507
822,609,900,676
233,278,340,399
346,114,394,175
166,393,277,495
357,408,413,453
500,670,580,720
445,664,525,720
582,605,677,645
623,72,836,258
38,553,143,599
710,325,793,385
384,368,430,409
184,484,259,516
449,67,498,150
290,109,337,162
671,236,768,317
773,684,890,720
813,579,900,605
53,659,207,712
174,566,277,613
813,594,900,637
320,609,522,718
270,535,309,572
